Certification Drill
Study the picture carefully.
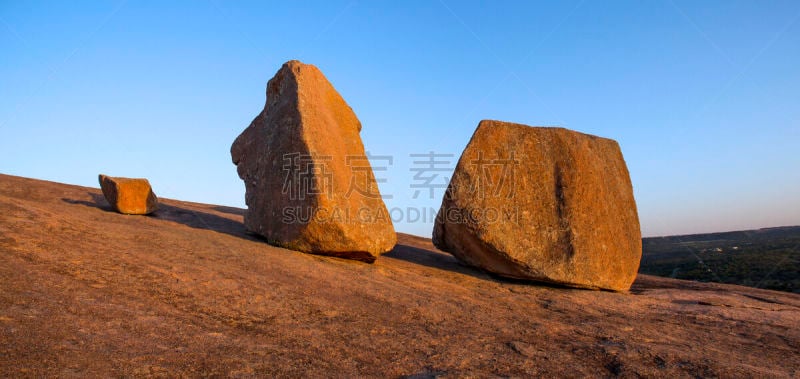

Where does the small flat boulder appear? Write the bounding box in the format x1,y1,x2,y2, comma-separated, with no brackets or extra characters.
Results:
433,120,642,291
98,174,158,215
231,60,396,262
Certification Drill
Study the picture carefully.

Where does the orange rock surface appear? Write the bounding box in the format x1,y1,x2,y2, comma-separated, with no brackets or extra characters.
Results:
231,60,395,262
98,174,158,215
1,174,798,377
434,120,641,291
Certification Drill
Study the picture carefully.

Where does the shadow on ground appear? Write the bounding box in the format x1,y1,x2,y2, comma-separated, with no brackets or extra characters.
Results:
62,192,587,287
385,241,577,290
62,192,258,242
388,237,643,292
212,205,246,216
384,242,492,279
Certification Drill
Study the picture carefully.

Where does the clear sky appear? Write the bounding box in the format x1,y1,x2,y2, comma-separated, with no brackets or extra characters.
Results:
1,1,798,237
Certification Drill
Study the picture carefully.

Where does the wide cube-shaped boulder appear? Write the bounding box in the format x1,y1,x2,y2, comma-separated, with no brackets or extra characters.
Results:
98,174,159,215
231,60,396,262
433,120,641,291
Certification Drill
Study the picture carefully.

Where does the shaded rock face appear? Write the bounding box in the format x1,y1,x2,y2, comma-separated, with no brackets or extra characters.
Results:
98,174,158,215
433,120,641,291
231,60,396,262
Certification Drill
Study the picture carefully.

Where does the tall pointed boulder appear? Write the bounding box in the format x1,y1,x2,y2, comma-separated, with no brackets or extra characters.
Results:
231,60,396,262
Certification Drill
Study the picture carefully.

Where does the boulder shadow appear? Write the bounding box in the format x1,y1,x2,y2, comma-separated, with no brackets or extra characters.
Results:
212,205,246,216
386,239,604,290
61,192,258,242
385,242,493,279
386,242,564,288
62,193,115,212
151,203,258,241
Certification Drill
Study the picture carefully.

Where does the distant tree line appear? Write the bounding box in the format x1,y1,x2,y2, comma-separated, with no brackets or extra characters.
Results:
639,226,800,293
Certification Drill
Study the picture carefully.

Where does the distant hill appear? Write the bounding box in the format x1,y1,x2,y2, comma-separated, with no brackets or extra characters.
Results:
1,173,799,377
641,227,800,293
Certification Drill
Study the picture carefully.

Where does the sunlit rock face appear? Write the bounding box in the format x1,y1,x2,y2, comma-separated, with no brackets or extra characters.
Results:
231,60,396,262
98,174,159,215
433,120,641,291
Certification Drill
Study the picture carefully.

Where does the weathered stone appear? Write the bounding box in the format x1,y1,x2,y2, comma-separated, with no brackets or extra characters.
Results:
231,60,396,262
98,174,158,215
433,120,641,291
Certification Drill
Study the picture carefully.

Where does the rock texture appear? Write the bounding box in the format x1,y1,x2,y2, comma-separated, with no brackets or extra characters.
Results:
98,174,158,215
433,120,641,291
2,173,799,377
231,60,395,262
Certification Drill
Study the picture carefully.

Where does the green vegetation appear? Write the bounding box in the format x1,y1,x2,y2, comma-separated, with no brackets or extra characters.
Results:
639,226,800,293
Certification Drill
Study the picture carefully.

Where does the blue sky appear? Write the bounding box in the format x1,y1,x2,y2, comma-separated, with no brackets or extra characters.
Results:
1,0,798,237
